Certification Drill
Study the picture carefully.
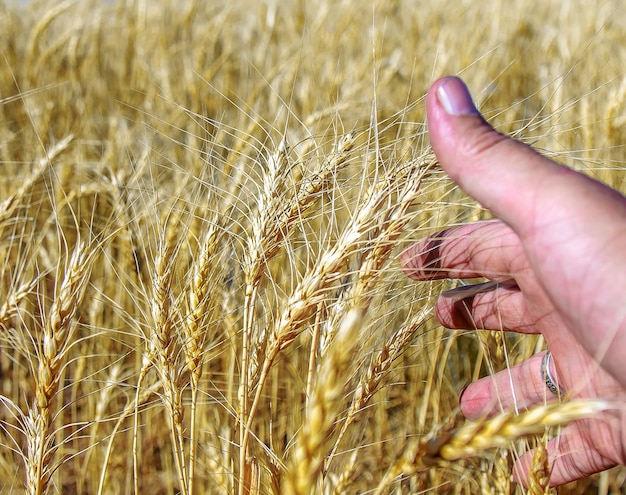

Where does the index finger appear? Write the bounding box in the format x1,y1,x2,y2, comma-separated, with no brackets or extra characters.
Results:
400,219,525,281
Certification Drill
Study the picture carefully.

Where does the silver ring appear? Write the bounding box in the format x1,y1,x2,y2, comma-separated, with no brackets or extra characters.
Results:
542,351,564,396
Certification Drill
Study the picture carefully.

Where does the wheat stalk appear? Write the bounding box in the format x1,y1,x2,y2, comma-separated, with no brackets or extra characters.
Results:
325,306,432,472
238,140,292,495
98,376,161,495
181,216,224,494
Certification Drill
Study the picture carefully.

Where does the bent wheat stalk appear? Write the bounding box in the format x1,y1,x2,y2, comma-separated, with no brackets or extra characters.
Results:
375,399,611,494
325,306,433,472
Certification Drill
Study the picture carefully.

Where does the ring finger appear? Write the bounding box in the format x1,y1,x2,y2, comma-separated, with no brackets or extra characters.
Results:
459,351,560,420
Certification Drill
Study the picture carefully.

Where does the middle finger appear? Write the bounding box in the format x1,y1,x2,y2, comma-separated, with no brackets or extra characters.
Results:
435,281,539,334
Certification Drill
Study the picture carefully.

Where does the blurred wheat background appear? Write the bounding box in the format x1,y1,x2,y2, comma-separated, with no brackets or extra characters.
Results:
1,0,626,493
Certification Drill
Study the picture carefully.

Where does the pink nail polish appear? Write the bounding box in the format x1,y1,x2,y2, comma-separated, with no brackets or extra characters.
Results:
437,77,479,116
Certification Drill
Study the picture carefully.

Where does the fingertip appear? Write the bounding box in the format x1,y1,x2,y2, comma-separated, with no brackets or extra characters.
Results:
425,76,503,190
425,76,566,232
432,76,480,116
425,76,484,137
458,380,493,420
399,236,443,281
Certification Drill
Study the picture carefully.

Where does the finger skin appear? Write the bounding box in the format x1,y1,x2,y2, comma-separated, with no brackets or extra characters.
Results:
426,77,626,240
435,282,534,333
400,220,524,281
458,338,624,421
459,353,552,420
403,76,626,487
422,76,626,385
514,423,621,487
461,355,626,488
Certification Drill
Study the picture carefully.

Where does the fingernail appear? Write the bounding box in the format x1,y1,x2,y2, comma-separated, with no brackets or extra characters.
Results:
437,77,479,116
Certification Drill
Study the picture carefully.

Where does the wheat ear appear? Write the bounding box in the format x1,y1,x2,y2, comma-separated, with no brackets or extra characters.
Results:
182,218,223,494
429,400,609,462
0,134,73,231
25,0,75,82
238,134,355,494
479,449,512,495
145,223,188,494
527,434,553,495
283,306,365,495
0,277,40,329
376,399,611,494
26,242,95,495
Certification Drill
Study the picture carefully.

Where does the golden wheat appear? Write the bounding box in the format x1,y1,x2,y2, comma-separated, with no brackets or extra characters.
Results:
0,0,625,493
376,400,611,494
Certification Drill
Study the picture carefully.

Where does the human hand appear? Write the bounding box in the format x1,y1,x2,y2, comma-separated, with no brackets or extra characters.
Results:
400,76,626,486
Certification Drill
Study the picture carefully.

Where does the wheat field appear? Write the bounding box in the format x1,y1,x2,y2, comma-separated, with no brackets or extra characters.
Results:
1,0,626,493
